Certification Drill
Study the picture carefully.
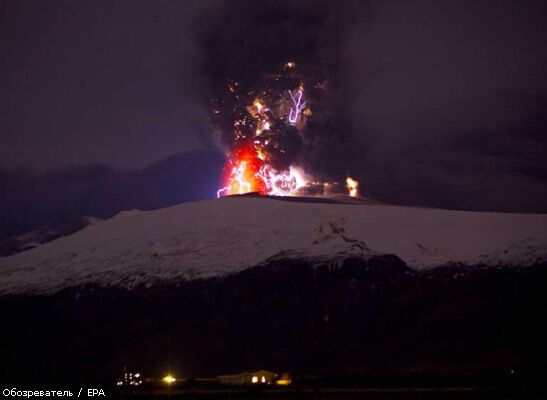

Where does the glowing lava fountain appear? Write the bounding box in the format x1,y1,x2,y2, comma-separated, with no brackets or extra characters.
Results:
217,145,266,197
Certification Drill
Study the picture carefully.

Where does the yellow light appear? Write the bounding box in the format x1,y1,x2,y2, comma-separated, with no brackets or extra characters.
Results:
163,375,176,384
251,376,258,383
257,149,267,161
277,372,292,386
346,177,359,197
261,376,266,383
253,99,263,113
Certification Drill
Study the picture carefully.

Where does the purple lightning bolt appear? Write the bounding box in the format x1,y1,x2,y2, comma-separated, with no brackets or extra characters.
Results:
288,89,306,125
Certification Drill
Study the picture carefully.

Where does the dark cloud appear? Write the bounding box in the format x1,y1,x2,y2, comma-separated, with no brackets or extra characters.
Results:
0,151,224,239
341,0,547,211
0,0,546,219
0,0,214,170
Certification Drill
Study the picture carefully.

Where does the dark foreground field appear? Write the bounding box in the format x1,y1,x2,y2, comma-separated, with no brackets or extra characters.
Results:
1,254,546,394
110,384,544,400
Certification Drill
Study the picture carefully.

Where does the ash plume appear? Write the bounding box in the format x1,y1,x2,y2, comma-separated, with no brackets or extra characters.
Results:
199,0,362,196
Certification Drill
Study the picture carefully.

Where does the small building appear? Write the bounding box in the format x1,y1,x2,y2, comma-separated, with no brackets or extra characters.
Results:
116,369,142,386
218,370,278,386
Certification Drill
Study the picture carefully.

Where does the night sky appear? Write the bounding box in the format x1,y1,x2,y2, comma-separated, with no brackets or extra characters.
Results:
1,0,546,238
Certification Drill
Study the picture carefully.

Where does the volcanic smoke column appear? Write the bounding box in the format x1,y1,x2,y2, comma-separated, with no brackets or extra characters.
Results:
202,1,361,197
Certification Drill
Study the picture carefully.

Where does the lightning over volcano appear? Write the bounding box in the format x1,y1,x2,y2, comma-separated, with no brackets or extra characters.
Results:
202,0,361,198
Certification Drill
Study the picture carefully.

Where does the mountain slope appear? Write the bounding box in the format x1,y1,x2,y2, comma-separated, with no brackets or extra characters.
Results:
0,216,102,257
2,258,546,381
0,196,546,295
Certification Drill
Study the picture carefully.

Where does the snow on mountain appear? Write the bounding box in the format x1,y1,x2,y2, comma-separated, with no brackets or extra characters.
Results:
0,196,546,295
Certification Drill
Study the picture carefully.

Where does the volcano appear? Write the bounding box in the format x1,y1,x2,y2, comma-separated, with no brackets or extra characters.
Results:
1,195,545,295
1,196,546,382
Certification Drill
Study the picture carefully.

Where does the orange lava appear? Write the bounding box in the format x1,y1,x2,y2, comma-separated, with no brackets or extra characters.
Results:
218,144,267,196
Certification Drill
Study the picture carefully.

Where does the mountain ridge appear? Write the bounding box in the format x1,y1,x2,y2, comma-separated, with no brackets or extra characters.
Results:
0,196,546,296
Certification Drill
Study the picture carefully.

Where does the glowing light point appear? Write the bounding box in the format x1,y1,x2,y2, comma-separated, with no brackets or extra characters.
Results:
163,375,176,384
253,99,263,113
346,177,359,197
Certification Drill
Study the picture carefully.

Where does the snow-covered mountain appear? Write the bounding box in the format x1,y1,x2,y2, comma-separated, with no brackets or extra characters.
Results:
0,196,546,295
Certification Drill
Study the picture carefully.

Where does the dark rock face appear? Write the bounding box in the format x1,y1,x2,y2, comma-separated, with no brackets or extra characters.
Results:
0,216,100,257
1,256,546,383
